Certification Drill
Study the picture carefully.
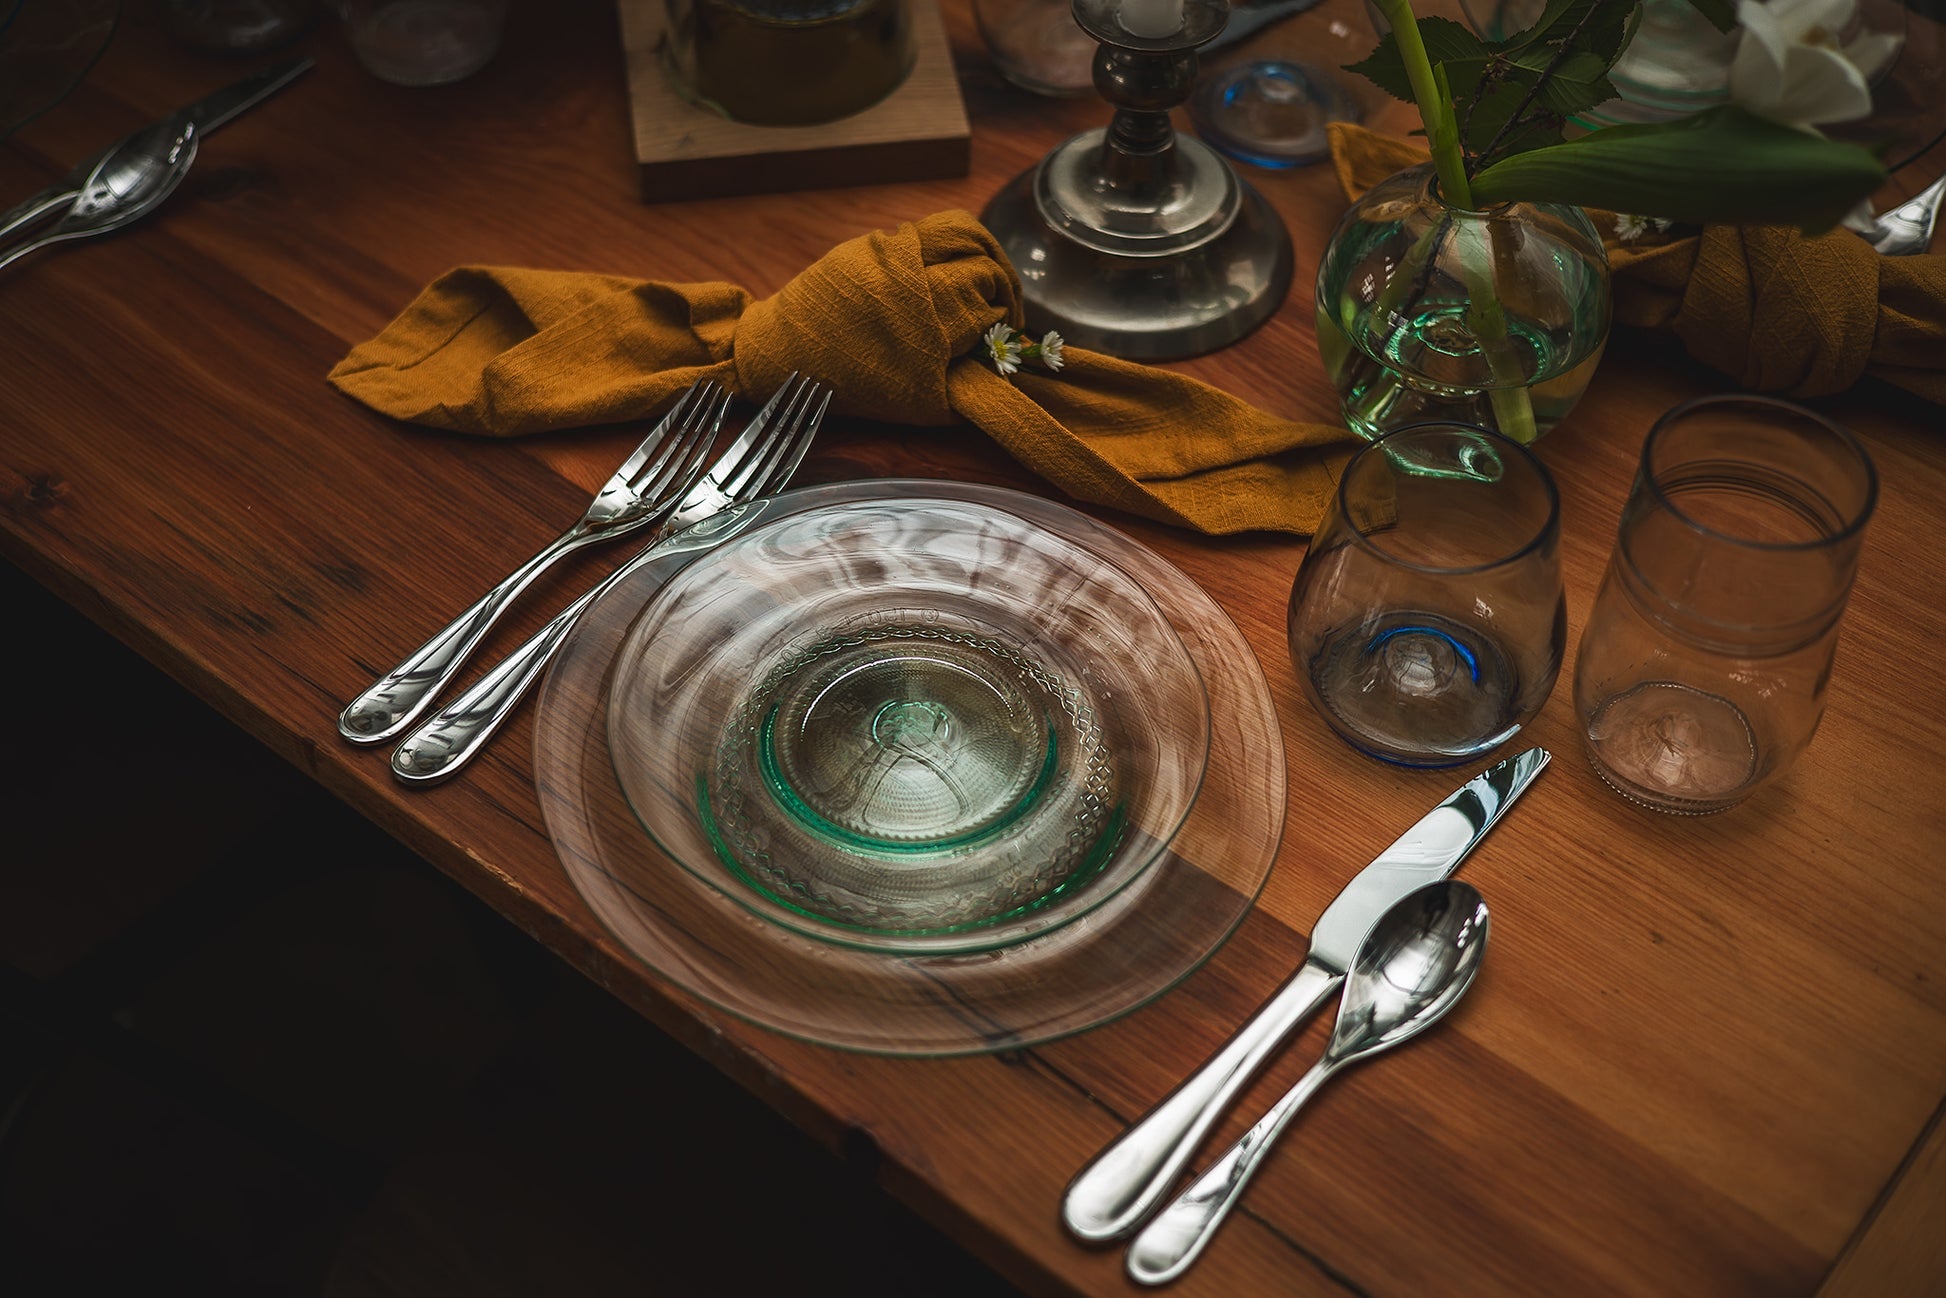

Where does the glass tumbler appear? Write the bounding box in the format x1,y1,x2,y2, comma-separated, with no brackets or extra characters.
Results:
336,0,509,86
1574,395,1878,813
1289,423,1565,767
974,0,1095,97
662,0,916,125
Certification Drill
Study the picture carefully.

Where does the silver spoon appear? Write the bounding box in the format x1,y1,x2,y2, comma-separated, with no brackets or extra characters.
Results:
0,117,199,274
1125,879,1490,1286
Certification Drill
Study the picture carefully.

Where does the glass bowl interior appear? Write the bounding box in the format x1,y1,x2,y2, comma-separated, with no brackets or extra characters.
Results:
605,496,1212,956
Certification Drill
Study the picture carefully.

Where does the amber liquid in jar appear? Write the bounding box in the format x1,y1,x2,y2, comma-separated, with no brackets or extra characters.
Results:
663,0,915,126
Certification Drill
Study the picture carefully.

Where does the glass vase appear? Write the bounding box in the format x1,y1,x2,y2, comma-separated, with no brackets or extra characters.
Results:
1315,162,1611,443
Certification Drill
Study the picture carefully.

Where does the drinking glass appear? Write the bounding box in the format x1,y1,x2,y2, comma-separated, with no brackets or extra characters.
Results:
1288,423,1565,767
974,0,1096,97
661,0,916,126
336,0,508,86
1574,395,1878,814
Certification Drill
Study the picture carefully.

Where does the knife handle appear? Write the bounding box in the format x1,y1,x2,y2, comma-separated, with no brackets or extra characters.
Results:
1061,958,1342,1242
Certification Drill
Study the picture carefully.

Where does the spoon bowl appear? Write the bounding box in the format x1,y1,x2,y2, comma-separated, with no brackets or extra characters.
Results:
1126,879,1490,1285
0,115,197,273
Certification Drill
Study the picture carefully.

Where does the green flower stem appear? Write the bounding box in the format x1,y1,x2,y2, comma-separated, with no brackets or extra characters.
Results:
1370,0,1537,442
1467,223,1539,443
1372,0,1470,207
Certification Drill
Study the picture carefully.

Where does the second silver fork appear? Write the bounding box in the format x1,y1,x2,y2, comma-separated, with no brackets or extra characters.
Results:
389,374,831,786
339,381,731,745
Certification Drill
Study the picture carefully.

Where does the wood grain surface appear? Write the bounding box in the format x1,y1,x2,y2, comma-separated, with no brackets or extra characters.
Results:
3,2,1943,1295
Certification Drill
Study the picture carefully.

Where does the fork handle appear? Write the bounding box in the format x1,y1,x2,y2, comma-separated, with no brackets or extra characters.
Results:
388,496,783,785
389,583,602,784
338,523,593,744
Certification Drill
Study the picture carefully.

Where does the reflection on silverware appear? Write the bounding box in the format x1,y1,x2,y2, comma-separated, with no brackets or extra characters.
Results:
339,381,731,745
1861,170,1945,255
1061,746,1547,1243
0,118,198,273
389,375,830,785
0,56,312,245
1126,879,1490,1284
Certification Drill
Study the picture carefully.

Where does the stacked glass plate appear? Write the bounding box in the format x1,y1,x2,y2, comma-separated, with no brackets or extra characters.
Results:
533,480,1287,1055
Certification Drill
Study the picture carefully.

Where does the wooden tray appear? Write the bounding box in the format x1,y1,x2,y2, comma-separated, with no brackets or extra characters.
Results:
616,0,972,203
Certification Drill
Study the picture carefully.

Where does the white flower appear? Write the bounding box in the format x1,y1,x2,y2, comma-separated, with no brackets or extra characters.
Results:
1037,330,1065,372
1729,0,1903,134
1613,213,1672,242
983,322,1021,376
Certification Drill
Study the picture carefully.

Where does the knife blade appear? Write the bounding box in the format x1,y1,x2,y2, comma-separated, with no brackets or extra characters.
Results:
0,56,313,242
1061,746,1551,1243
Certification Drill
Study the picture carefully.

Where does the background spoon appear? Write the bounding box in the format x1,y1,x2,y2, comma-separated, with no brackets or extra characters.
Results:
0,116,198,273
1125,879,1491,1286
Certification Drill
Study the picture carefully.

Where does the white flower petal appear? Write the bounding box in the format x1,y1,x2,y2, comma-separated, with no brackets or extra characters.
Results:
1735,0,1792,72
1778,44,1874,124
1842,29,1902,81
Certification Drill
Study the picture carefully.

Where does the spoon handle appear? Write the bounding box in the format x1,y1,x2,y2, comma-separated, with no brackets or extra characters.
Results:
1061,959,1341,1241
1126,1057,1341,1286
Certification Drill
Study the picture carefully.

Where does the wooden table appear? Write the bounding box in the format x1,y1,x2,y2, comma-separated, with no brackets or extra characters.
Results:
4,3,1943,1294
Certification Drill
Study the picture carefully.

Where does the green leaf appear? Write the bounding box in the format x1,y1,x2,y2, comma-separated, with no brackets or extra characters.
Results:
1469,107,1888,232
1344,35,1413,103
1683,0,1738,33
1345,17,1494,104
1534,51,1617,118
1499,0,1638,65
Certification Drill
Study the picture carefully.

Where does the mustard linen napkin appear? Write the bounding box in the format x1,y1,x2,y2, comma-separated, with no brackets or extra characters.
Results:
1329,123,1946,406
328,211,1358,536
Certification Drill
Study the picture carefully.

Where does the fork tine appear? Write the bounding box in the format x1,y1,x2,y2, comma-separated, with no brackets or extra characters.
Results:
719,378,827,500
745,384,829,498
615,380,723,491
628,383,730,504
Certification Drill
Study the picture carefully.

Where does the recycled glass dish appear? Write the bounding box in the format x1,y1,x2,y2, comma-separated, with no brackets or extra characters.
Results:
532,480,1286,1056
605,494,1209,954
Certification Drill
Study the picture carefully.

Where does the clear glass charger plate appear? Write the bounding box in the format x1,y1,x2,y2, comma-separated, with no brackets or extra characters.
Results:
533,479,1287,1056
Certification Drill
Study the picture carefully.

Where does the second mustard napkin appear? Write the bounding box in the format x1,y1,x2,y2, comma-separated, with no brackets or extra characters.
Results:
328,211,1358,536
1329,123,1946,407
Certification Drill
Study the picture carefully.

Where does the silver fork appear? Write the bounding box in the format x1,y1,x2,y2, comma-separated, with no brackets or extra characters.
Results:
339,381,731,745
389,374,831,786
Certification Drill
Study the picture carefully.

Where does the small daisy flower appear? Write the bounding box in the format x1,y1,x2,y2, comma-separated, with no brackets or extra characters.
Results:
1035,330,1065,372
1613,213,1672,243
983,322,1022,376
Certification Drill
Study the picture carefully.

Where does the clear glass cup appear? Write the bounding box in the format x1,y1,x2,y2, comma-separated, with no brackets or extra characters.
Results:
336,0,508,86
1574,395,1879,814
974,0,1096,97
1288,423,1565,767
661,0,916,125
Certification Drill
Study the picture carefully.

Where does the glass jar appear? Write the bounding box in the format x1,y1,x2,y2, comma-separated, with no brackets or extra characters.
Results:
1315,162,1611,443
1574,395,1878,813
662,0,916,126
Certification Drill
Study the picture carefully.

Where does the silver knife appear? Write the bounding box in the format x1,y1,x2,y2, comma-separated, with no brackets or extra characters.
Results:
0,56,313,242
1061,746,1551,1242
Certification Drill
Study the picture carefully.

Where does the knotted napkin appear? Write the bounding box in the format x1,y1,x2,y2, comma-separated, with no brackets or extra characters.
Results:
1330,123,1946,406
328,211,1357,536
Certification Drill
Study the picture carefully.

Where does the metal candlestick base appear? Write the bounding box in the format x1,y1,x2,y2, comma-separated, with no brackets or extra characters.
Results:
980,0,1294,361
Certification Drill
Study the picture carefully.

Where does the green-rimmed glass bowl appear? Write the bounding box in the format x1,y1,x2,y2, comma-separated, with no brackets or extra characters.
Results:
605,494,1211,956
